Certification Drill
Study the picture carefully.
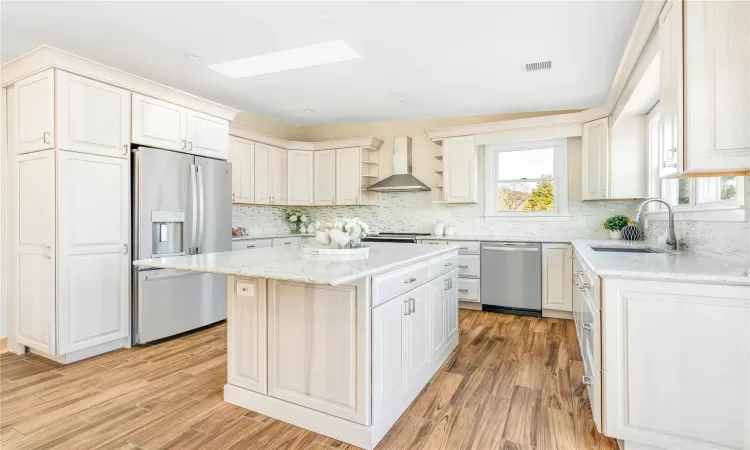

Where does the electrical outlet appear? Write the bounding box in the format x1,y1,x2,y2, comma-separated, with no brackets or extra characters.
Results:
472,218,481,227
579,218,587,227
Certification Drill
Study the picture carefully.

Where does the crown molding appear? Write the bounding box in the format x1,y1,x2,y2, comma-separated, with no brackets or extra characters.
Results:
1,45,240,121
230,124,383,151
424,0,665,143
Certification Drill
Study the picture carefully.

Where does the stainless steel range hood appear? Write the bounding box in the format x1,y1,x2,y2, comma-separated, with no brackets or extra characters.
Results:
366,136,431,192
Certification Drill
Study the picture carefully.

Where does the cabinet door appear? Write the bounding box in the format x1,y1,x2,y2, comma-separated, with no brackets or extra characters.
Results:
132,93,186,151
428,277,447,363
287,150,313,205
57,152,130,354
57,72,131,158
445,270,459,341
270,146,287,204
372,293,408,424
658,0,684,177
186,110,229,160
443,137,478,203
406,284,430,386
335,147,361,205
314,149,336,205
230,137,254,203
268,281,368,424
542,244,573,312
581,117,609,200
254,143,271,204
13,151,57,354
685,0,750,172
228,278,267,393
14,69,55,153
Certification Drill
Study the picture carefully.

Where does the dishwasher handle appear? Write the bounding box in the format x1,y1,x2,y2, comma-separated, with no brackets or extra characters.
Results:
482,246,539,252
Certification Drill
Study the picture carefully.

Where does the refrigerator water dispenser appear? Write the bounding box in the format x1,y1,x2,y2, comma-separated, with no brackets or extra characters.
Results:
151,210,185,257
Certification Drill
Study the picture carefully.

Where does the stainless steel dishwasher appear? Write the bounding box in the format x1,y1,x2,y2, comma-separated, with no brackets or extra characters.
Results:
480,242,542,316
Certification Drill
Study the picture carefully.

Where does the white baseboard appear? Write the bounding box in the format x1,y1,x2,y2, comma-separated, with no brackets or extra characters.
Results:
29,337,128,364
542,309,573,320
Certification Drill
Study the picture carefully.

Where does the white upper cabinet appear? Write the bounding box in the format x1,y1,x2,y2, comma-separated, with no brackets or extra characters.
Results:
442,136,478,203
14,69,55,153
230,137,254,204
57,72,131,158
683,0,750,173
287,150,313,205
186,109,229,160
336,147,361,205
132,93,187,151
581,117,610,200
57,151,130,354
314,149,336,205
541,244,573,312
13,150,57,355
254,143,285,204
658,0,684,178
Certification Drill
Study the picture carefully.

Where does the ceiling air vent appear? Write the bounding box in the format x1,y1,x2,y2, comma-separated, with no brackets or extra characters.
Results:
525,61,552,72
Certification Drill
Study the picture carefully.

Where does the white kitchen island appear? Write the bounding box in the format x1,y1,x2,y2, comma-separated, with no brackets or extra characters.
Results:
134,242,460,449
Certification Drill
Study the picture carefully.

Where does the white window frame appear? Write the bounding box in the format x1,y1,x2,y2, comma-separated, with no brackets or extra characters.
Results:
484,138,569,220
646,103,747,222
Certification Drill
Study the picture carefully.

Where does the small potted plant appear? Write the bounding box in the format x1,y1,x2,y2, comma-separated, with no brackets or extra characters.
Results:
284,209,308,234
604,214,629,240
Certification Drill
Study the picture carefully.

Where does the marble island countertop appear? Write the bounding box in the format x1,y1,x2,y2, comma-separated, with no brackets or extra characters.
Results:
134,242,459,286
572,239,750,286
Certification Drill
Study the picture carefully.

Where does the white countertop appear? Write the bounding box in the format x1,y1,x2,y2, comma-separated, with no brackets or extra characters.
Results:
134,242,459,286
232,233,311,241
572,239,750,286
417,234,569,243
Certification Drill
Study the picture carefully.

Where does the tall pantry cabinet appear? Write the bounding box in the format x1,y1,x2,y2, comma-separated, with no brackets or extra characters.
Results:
6,69,131,362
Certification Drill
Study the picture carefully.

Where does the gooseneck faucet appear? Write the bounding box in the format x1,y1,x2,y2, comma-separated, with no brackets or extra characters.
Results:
633,199,677,251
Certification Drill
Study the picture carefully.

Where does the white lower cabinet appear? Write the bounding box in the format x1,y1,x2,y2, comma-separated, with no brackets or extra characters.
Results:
372,288,409,426
541,244,573,312
10,150,130,361
445,270,459,341
228,278,267,394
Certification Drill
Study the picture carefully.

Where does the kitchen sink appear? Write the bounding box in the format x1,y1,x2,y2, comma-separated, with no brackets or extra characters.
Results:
590,246,661,254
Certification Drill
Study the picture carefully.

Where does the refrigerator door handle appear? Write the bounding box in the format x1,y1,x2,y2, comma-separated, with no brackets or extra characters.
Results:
196,164,205,253
190,164,198,254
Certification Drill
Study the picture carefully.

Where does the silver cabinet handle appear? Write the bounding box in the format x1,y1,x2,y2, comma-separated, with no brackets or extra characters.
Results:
43,132,50,145
246,245,256,248
403,299,409,315
459,289,469,293
122,144,128,155
582,376,592,386
582,282,591,290
459,265,468,269
44,245,51,259
444,262,453,267
123,243,128,255
187,141,193,151
602,187,607,198
409,297,415,313
232,193,236,202
582,323,592,330
459,246,469,250
182,139,186,149
284,241,292,245
404,277,417,284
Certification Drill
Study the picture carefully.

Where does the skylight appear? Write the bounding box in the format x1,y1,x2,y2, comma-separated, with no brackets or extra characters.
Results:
207,40,360,78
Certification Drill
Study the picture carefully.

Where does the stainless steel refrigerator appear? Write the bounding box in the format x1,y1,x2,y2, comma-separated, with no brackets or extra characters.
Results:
132,146,231,344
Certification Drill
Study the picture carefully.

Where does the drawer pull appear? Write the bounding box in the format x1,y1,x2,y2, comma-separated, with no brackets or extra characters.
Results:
582,282,591,290
403,299,409,316
444,262,453,267
409,297,415,313
246,245,256,248
582,323,592,330
404,277,417,284
582,376,592,386
459,246,469,250
459,265,468,269
459,289,469,293
284,241,292,244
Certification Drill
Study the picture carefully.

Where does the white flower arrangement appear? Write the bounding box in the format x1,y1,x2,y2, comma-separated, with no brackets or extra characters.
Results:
283,209,309,232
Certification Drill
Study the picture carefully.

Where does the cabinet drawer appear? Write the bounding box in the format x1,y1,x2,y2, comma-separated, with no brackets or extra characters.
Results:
272,237,300,247
457,255,480,278
581,290,600,372
232,239,272,251
582,347,602,431
373,263,430,307
428,253,458,279
457,278,480,302
448,241,480,254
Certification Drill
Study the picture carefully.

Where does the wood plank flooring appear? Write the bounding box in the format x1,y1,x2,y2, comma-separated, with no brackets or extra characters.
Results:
0,310,616,450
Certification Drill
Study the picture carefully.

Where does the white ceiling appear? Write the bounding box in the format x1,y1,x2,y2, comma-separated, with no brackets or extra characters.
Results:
1,1,640,126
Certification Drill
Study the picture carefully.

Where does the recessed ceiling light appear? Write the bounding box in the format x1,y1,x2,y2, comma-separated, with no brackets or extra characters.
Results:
302,108,315,113
185,53,201,60
401,99,414,104
207,40,360,78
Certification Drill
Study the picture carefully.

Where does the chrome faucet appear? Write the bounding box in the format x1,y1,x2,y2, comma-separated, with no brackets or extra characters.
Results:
633,199,677,251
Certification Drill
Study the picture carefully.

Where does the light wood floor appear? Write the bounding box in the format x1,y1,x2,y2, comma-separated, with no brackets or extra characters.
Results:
0,310,616,450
